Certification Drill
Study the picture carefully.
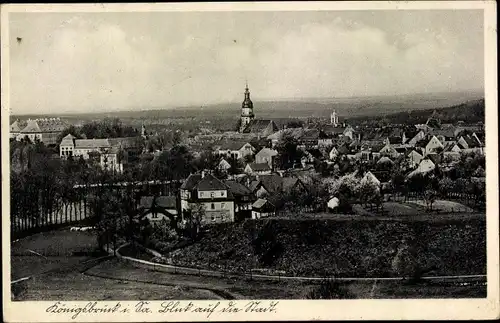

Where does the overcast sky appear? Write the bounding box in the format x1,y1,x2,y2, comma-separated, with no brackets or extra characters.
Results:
9,10,484,115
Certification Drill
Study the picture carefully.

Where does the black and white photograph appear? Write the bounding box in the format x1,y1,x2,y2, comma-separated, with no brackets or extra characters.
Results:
2,2,498,321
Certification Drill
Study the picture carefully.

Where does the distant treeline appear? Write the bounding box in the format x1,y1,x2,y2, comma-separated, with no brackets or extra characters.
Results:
348,99,485,126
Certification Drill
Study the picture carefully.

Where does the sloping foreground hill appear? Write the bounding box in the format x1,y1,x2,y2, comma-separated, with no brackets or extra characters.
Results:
170,218,486,278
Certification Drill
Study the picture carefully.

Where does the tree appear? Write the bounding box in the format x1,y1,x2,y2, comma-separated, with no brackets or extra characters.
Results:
357,179,380,211
391,241,416,279
183,203,205,240
286,120,304,128
423,186,437,211
390,168,406,199
275,134,303,169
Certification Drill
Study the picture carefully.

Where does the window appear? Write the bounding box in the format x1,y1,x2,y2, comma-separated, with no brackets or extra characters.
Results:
221,192,224,197
221,203,225,209
211,215,216,221
211,203,215,209
210,192,215,198
200,192,204,197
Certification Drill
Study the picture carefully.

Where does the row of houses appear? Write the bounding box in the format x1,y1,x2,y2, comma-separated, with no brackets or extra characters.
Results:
10,118,68,146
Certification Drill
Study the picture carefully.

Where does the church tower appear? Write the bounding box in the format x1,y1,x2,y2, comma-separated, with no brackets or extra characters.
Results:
330,110,339,127
239,82,255,132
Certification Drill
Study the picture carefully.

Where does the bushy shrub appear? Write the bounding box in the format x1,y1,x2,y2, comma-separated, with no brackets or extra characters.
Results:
306,279,354,299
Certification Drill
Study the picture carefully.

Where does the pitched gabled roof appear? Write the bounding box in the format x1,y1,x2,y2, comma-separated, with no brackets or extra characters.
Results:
195,173,228,191
10,120,27,132
180,174,203,190
20,120,42,133
256,147,278,157
252,198,275,210
20,118,68,133
407,150,423,158
248,180,261,192
431,128,456,138
462,135,480,148
217,140,253,151
258,174,284,193
224,180,252,197
443,141,460,152
246,162,271,172
62,134,76,141
377,156,394,164
243,119,278,133
300,128,320,139
267,128,304,141
74,139,111,149
108,137,142,149
426,153,442,165
282,177,305,192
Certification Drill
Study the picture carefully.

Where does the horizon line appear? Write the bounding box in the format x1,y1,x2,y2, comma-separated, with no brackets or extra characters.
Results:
10,89,485,117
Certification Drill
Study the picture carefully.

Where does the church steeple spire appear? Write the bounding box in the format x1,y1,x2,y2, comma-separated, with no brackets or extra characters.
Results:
239,81,255,133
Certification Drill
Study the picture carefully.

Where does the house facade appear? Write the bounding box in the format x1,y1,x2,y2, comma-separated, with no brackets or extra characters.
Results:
425,136,444,155
244,162,272,175
255,148,278,169
215,141,255,160
252,198,275,219
180,172,235,224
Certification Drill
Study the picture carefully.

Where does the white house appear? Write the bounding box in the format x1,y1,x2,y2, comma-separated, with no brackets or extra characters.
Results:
217,158,232,173
255,148,278,168
244,162,272,175
180,172,235,224
443,142,462,160
407,150,424,168
251,198,275,219
408,159,436,178
425,136,444,156
379,143,400,159
329,147,339,160
360,171,381,187
215,140,255,160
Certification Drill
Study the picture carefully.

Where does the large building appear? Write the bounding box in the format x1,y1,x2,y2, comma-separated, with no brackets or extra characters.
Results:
60,134,142,173
238,83,279,137
11,118,68,145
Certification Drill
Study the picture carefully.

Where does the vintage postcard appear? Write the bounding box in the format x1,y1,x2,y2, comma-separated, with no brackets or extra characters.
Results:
2,1,499,321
